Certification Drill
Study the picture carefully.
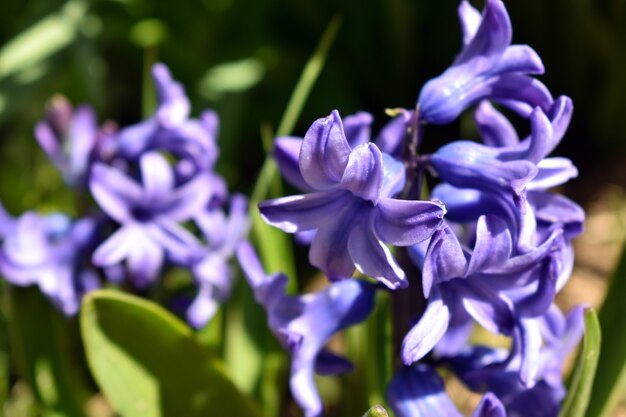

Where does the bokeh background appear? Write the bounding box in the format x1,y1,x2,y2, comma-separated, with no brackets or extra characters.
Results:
0,0,625,415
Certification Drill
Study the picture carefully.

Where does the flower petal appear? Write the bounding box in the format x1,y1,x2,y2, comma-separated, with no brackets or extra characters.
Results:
340,143,384,202
467,215,512,275
259,190,351,233
273,137,313,191
299,110,351,190
90,163,142,223
422,226,468,297
348,221,406,289
374,198,445,247
343,111,373,148
152,62,190,127
387,364,463,417
401,288,451,365
140,152,175,198
470,393,507,417
492,45,544,75
458,0,482,45
475,101,519,147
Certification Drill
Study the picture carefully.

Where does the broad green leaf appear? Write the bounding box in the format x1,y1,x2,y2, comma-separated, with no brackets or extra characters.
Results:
586,241,626,417
559,308,601,417
80,289,260,417
8,286,92,417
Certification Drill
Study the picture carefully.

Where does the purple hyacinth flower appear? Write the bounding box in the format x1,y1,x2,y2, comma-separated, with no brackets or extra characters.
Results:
417,0,552,124
237,242,376,417
429,106,556,198
447,306,584,417
90,152,210,287
260,110,445,289
387,364,507,417
115,63,219,174
274,111,374,192
34,95,100,187
186,194,250,328
0,211,100,315
401,217,565,366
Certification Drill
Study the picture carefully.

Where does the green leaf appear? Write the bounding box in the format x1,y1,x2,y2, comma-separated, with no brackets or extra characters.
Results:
80,290,260,417
586,241,626,417
558,308,601,417
8,286,92,417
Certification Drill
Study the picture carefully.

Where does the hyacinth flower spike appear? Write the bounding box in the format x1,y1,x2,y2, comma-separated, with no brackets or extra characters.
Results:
0,211,100,315
260,110,445,289
115,63,219,173
387,364,507,417
401,214,564,366
34,95,100,187
418,0,552,124
274,111,374,191
90,152,209,287
446,306,584,417
185,194,250,328
237,241,377,417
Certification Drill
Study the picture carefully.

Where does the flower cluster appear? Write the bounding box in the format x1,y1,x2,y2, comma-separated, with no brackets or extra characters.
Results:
0,64,248,328
244,1,585,416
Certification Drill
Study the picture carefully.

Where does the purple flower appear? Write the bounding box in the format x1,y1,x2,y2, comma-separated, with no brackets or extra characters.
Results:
34,95,101,187
418,0,552,124
446,306,585,417
114,63,219,176
90,152,210,287
0,211,100,315
237,242,377,417
260,110,445,289
185,194,250,328
401,216,565,367
387,364,507,417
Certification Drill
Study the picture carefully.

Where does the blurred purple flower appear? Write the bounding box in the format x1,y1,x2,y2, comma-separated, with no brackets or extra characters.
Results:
237,241,376,417
260,110,445,289
115,63,219,176
34,95,102,187
186,194,250,328
90,152,210,287
0,210,100,315
387,364,507,417
418,0,552,124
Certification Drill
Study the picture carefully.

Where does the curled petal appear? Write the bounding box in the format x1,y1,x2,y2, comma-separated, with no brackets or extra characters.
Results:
163,172,213,222
422,226,467,297
127,234,164,288
528,157,578,190
375,198,445,247
471,393,507,417
455,0,512,66
140,152,174,198
375,113,410,157
299,110,351,190
343,111,373,147
401,288,451,365
492,45,544,75
273,137,312,191
458,0,482,45
348,221,406,289
90,163,142,223
387,364,463,417
92,226,136,266
152,62,190,127
340,143,383,203
458,280,515,335
309,201,365,279
546,96,573,154
467,215,512,275
380,153,406,198
475,101,519,147
259,190,351,233
492,74,553,117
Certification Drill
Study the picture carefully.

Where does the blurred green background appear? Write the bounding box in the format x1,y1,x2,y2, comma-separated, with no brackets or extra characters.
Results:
1,0,626,212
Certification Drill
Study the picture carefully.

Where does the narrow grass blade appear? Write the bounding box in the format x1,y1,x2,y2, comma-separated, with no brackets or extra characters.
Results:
559,308,601,417
586,241,626,417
